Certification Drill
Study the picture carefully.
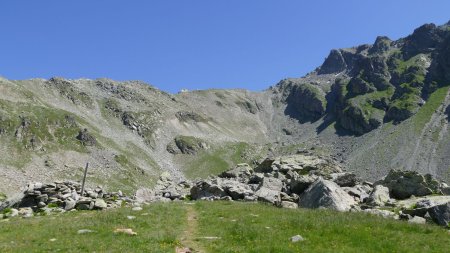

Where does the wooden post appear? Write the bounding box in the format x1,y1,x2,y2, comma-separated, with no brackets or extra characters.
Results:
80,162,89,196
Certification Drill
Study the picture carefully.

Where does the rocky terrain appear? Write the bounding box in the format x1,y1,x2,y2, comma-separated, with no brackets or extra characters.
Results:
1,21,450,199
2,153,449,228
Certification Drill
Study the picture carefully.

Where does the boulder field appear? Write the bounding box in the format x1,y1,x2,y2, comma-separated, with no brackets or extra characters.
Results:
2,152,450,228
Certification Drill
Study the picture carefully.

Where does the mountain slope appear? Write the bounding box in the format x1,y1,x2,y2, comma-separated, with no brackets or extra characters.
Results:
1,21,450,195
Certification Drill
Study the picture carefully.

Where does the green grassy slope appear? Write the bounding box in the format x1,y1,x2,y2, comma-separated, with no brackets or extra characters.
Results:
1,202,448,253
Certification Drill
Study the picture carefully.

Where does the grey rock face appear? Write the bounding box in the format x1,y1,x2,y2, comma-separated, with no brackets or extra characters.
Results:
428,202,450,227
378,170,440,199
299,178,356,211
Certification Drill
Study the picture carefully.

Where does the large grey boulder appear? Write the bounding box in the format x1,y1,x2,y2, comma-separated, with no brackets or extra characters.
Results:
134,188,155,203
377,170,440,199
298,178,356,211
255,187,280,204
253,176,283,204
190,180,226,200
220,179,254,200
428,202,450,227
219,163,254,181
366,185,390,206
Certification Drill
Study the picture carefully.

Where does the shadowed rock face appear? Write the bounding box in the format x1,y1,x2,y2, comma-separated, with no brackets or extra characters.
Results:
318,49,347,74
284,81,327,123
276,21,450,136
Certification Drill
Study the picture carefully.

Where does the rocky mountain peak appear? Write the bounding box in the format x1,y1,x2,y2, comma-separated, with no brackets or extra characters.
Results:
368,36,392,55
318,49,347,74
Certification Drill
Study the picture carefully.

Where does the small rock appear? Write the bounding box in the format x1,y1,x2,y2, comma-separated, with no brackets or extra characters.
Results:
127,216,136,220
64,199,77,211
408,216,426,224
18,207,33,218
114,228,137,236
175,247,192,253
197,236,220,240
132,206,143,211
281,201,298,209
290,235,305,242
49,238,57,242
94,199,107,210
5,208,19,218
77,229,95,234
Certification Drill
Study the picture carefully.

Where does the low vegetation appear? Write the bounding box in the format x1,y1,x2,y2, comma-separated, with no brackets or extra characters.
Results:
0,203,187,253
412,85,450,133
0,201,448,252
181,142,265,179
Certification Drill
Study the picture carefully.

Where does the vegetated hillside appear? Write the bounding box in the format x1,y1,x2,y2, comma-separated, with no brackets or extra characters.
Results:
1,21,450,195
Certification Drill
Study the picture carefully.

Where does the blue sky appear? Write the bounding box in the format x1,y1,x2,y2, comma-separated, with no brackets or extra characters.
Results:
1,1,449,93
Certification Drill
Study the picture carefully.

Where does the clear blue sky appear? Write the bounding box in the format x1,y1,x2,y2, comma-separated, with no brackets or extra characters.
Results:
1,1,449,93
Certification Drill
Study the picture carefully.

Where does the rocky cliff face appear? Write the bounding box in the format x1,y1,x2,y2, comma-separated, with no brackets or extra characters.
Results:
0,21,450,196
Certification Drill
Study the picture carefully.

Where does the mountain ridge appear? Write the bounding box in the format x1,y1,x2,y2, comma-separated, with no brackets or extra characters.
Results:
1,21,450,196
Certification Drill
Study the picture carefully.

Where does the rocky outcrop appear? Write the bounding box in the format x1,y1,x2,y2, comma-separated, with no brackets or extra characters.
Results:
377,170,440,199
167,136,209,155
318,49,348,74
284,82,327,122
76,129,97,146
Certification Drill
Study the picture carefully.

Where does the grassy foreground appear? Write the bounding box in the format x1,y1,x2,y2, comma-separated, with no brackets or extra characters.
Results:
0,202,449,253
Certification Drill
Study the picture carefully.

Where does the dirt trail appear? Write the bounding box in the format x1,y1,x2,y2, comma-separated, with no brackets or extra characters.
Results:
176,204,205,253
